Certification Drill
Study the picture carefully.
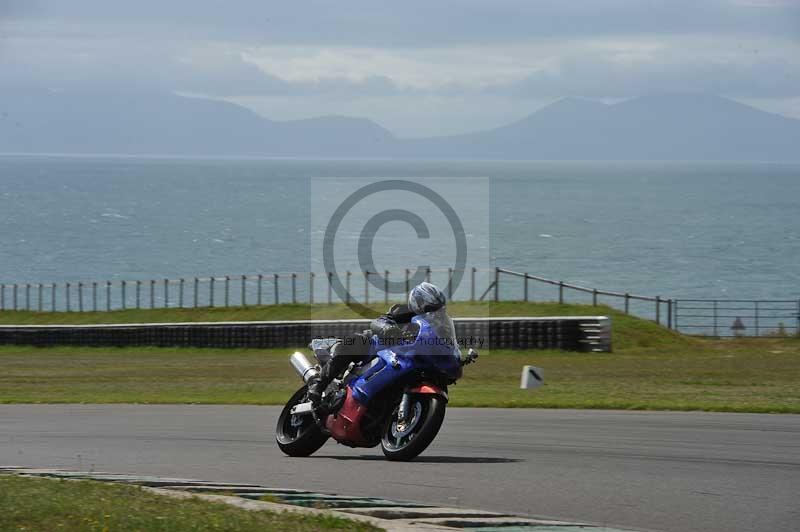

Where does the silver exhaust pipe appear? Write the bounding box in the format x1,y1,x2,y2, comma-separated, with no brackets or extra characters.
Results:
290,351,319,383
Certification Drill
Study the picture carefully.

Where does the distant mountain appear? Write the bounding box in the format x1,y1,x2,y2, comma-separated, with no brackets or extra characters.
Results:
0,88,396,158
1,89,798,161
400,94,800,161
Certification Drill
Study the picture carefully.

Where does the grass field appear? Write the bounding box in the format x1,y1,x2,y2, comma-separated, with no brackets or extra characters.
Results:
1,302,798,412
0,475,378,532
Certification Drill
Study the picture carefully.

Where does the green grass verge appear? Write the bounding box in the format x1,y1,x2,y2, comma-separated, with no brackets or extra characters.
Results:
0,301,798,412
0,475,379,532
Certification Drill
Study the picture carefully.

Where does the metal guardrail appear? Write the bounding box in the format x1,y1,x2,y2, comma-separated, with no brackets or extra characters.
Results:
674,299,800,337
494,268,674,327
2,266,797,337
0,268,495,313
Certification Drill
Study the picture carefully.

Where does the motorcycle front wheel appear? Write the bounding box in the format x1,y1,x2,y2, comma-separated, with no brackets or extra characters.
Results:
276,386,329,457
381,394,446,461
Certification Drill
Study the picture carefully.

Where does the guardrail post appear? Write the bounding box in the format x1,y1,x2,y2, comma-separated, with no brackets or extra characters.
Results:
210,278,215,307
150,280,155,309
13,284,18,310
65,283,69,312
426,267,431,283
107,281,112,311
78,282,83,312
674,300,679,331
136,281,141,309
121,281,126,310
224,276,230,307
179,279,185,308
52,284,56,312
327,272,332,304
309,272,315,304
447,268,453,300
384,270,389,304
655,296,661,325
273,274,279,304
797,299,800,336
624,293,630,314
713,300,718,337
164,279,169,308
558,281,564,304
92,282,98,312
345,271,351,305
26,283,31,310
364,271,369,304
38,283,43,311
524,273,529,302
754,301,759,337
471,267,476,302
592,288,598,307
667,299,673,329
257,274,263,306
0,284,4,310
494,267,500,302
292,273,297,304
405,269,410,295
241,275,246,306
193,278,198,308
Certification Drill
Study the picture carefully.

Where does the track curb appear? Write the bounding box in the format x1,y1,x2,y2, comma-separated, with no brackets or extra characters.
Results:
1,467,641,531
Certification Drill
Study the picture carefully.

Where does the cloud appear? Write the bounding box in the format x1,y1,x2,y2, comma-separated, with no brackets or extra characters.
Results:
7,0,800,45
491,37,800,99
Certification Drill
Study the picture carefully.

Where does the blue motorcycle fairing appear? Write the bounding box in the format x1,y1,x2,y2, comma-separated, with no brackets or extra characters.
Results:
350,313,462,404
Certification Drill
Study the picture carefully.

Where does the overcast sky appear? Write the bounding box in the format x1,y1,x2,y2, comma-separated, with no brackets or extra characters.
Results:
1,0,799,136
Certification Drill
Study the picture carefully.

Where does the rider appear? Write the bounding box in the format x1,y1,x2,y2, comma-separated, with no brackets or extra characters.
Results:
306,281,447,405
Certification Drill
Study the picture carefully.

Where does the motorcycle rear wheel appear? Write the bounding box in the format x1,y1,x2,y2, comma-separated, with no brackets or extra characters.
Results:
276,386,329,457
381,394,446,461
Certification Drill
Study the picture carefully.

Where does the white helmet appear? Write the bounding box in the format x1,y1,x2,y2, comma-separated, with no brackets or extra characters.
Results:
408,282,446,314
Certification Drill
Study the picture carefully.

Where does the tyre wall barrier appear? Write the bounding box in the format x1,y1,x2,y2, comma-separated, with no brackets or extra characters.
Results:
0,316,611,352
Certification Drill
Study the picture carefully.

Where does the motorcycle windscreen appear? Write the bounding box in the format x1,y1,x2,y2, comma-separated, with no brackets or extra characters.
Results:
412,309,463,378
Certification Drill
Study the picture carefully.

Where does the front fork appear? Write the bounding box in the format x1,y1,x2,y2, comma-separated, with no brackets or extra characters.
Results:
397,392,411,424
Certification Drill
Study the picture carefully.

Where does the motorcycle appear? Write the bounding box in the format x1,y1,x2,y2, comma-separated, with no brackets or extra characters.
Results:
276,307,478,461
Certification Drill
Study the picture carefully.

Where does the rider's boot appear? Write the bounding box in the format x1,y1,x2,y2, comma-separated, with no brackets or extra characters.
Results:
306,347,350,406
306,375,325,405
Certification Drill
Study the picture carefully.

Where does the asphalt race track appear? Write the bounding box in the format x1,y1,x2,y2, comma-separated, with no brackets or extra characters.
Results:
1,405,798,532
